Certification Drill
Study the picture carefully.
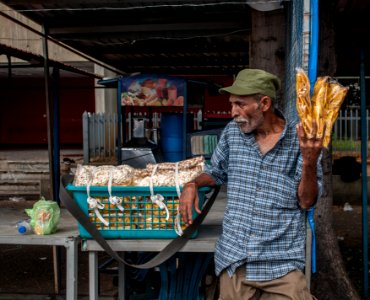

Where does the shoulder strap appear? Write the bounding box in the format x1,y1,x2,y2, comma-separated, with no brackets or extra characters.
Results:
60,174,219,269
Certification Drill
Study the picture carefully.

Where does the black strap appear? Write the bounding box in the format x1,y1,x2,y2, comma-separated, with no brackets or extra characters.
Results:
60,174,220,269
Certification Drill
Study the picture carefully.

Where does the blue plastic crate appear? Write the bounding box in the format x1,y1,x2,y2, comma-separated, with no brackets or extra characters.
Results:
66,184,210,239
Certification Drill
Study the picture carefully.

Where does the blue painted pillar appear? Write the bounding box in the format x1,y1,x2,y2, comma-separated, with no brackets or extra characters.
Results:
307,0,319,274
360,48,368,299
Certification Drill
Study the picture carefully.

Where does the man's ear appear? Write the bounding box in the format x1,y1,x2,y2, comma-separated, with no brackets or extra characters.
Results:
260,96,272,112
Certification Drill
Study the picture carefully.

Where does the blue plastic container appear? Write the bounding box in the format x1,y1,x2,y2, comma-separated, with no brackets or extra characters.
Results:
162,151,183,162
66,184,210,239
160,113,185,162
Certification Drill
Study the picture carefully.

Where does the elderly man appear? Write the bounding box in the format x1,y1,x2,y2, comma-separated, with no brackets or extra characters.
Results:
180,69,323,300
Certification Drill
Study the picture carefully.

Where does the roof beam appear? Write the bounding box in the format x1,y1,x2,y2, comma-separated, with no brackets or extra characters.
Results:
3,0,247,5
0,44,102,78
49,22,245,35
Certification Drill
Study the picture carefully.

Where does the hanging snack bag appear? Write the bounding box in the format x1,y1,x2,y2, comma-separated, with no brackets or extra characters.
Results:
296,68,314,138
25,197,60,235
296,68,349,148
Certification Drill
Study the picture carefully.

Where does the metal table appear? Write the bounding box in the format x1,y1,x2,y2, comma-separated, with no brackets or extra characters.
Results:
0,207,80,300
82,190,227,300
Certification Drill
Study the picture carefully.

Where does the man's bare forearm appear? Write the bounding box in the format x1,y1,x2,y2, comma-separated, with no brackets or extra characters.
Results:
298,162,318,209
185,172,217,188
180,173,217,223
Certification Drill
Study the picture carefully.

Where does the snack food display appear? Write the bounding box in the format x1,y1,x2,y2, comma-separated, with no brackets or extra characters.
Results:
72,156,205,187
70,156,206,237
296,68,349,148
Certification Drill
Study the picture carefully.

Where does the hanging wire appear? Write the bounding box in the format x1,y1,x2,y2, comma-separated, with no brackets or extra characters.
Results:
0,2,287,13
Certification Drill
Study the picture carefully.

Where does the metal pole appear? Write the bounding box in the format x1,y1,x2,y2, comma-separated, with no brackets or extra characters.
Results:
42,25,60,295
52,67,60,205
117,78,123,163
83,111,90,164
6,55,11,82
360,47,368,299
306,0,319,278
52,67,62,293
183,80,188,160
42,25,55,200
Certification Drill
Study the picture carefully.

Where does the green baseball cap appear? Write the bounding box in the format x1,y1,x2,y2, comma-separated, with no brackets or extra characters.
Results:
219,69,281,98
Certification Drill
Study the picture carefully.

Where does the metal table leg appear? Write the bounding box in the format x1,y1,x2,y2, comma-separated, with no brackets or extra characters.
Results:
89,251,99,300
65,237,78,300
118,252,125,300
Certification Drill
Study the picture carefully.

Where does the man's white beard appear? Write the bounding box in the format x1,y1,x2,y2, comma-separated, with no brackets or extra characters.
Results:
235,114,264,133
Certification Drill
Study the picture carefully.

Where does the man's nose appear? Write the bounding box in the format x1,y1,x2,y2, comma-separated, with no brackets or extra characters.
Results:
231,105,239,118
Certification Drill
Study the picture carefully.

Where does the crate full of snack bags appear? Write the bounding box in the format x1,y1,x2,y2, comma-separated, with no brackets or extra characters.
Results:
66,157,210,239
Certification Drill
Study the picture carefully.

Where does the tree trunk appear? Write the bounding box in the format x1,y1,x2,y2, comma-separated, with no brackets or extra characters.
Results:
250,9,286,109
311,149,360,300
250,9,286,79
311,2,360,297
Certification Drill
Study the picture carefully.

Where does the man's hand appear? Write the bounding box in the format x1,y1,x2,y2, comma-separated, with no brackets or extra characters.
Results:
179,182,200,225
296,121,323,209
296,121,323,164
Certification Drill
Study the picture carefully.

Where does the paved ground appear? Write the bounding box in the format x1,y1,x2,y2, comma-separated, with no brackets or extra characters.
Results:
0,199,367,299
0,149,84,161
0,149,116,299
332,203,368,297
0,199,118,299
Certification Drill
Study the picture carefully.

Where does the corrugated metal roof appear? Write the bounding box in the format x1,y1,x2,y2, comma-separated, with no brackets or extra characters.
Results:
0,43,101,78
1,1,255,75
1,0,369,76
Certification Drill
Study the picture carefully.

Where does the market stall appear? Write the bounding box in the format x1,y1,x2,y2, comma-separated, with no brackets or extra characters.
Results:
98,74,231,166
120,74,189,164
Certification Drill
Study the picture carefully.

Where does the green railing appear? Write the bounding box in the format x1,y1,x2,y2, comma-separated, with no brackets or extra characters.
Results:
331,108,369,157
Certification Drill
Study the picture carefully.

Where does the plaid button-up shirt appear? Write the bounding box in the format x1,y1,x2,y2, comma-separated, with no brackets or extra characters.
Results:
204,116,323,281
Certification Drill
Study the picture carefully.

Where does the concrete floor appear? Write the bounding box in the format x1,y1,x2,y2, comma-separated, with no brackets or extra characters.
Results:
0,149,83,162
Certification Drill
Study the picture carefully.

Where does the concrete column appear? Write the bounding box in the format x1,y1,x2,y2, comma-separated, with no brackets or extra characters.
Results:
94,64,118,113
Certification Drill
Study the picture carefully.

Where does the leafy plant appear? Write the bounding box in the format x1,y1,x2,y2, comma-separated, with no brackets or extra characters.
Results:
331,138,361,152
